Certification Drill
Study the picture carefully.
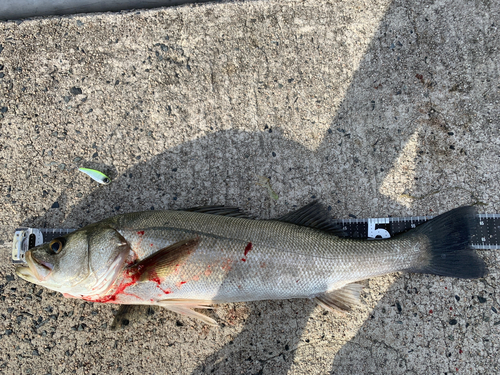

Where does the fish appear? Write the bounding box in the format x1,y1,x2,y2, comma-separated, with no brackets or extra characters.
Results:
15,202,487,326
78,167,111,185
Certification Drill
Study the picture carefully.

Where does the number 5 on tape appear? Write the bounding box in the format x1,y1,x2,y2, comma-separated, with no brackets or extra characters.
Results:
367,218,391,239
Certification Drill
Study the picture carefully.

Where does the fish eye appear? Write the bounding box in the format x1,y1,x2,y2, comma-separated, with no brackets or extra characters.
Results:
49,238,65,254
102,177,110,184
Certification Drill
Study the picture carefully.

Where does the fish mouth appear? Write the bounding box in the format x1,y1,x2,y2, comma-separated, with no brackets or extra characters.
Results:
15,264,37,283
19,251,54,281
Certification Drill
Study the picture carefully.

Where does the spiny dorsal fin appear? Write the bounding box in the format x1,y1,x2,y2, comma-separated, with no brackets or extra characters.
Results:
184,201,346,235
277,201,346,236
128,238,200,281
182,206,253,219
314,283,363,313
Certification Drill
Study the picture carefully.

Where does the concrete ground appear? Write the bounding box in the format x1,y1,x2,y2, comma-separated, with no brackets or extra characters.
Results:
0,0,499,373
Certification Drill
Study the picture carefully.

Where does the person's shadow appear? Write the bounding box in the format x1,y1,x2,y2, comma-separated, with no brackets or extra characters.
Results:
18,0,496,373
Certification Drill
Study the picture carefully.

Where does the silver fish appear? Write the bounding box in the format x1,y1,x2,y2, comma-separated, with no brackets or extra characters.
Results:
15,202,486,325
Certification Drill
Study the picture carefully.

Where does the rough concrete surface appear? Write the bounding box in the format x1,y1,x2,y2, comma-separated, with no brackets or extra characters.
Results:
0,0,499,374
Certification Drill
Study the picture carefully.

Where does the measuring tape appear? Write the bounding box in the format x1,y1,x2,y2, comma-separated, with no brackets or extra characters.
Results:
11,214,500,264
12,228,75,264
337,214,500,249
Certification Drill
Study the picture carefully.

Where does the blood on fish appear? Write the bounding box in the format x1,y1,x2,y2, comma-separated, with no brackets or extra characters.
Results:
176,281,187,288
240,243,253,262
84,277,139,303
148,269,172,295
137,231,145,236
85,260,158,303
173,264,182,275
221,259,232,271
149,276,161,286
244,242,252,257
204,266,212,277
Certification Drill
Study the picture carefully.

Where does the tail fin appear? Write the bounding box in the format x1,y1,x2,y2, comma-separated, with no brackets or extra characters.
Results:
403,206,487,279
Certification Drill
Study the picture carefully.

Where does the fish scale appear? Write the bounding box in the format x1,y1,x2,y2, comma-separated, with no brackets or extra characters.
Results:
14,204,487,325
21,211,426,303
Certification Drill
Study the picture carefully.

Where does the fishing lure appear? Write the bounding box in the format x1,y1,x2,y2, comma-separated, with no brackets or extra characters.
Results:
78,168,111,185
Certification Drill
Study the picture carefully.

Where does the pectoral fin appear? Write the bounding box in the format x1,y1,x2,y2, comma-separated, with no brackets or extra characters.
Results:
314,283,363,313
128,237,200,281
158,299,217,326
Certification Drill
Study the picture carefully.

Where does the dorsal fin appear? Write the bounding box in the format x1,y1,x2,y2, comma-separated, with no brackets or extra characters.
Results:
277,201,346,236
184,201,346,236
182,206,253,219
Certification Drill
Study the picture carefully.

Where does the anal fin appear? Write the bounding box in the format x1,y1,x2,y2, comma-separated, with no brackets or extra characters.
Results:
314,283,363,313
159,299,217,326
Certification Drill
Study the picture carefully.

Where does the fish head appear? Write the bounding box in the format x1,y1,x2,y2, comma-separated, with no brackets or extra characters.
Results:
16,225,130,298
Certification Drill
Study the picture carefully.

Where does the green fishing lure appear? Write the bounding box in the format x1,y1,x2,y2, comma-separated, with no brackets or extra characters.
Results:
78,168,111,185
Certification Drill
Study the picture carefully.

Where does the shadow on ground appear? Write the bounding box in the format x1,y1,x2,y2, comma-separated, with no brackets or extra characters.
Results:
16,0,499,373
